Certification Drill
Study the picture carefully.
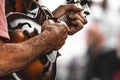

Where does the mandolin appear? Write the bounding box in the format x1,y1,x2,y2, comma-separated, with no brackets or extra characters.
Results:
7,1,58,80
6,0,91,80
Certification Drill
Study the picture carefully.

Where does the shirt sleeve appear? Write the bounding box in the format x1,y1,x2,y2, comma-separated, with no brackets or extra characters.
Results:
0,0,10,40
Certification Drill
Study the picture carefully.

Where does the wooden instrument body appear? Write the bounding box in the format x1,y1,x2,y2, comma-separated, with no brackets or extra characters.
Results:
7,12,56,80
5,0,58,79
9,30,46,80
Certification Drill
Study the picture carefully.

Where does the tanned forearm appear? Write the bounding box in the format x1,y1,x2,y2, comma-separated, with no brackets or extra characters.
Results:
0,30,53,77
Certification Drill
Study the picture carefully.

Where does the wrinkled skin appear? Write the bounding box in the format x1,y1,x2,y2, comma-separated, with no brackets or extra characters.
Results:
0,0,88,78
53,4,88,35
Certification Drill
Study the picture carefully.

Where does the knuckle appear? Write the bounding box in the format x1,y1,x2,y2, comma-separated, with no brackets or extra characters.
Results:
84,19,88,24
59,5,66,8
80,24,84,29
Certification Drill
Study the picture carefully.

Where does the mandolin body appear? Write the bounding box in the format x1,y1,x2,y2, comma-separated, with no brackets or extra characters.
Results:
7,11,56,80
8,28,48,80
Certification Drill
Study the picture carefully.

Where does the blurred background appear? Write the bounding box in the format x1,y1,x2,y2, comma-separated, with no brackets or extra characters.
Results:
39,0,120,80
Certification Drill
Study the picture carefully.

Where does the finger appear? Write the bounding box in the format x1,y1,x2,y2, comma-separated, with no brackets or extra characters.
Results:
68,20,84,35
67,26,77,35
42,20,56,31
78,13,88,24
57,33,68,43
53,4,83,18
64,4,83,12
72,19,84,28
56,22,69,34
69,14,85,23
53,34,67,50
42,19,55,27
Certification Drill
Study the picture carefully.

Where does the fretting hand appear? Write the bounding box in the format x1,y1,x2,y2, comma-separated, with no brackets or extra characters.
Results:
52,4,88,35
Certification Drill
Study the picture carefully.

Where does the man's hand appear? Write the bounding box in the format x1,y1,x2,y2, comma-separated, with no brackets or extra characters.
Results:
52,4,88,35
42,20,68,51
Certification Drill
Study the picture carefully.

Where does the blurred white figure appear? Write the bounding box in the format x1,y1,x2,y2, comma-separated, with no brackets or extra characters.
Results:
90,0,105,21
97,0,120,49
89,0,120,50
85,0,120,80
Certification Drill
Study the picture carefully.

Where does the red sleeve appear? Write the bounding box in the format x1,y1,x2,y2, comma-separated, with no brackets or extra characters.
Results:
0,0,10,40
